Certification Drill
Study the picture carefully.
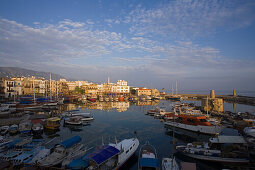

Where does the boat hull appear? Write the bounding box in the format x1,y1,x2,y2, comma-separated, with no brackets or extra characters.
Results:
164,121,224,135
178,151,249,163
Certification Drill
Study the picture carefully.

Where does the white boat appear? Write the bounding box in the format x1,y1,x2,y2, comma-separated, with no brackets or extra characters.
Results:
162,157,179,170
8,124,18,135
0,126,9,136
43,102,58,107
61,146,90,168
57,98,65,105
0,105,9,112
19,120,32,134
83,137,139,170
38,136,82,167
164,113,224,135
64,116,83,126
32,123,44,136
27,148,51,165
176,134,249,163
0,111,10,117
244,126,255,138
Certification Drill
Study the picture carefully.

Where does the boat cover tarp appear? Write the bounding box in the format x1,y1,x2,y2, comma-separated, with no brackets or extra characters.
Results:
139,158,159,168
90,145,120,165
216,136,246,144
60,136,81,148
68,154,90,169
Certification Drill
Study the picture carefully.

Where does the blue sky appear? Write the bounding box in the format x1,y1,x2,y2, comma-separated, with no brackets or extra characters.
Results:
0,0,255,93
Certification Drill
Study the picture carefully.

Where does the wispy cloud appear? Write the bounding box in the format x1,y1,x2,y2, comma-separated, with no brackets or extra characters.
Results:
122,0,255,39
0,16,255,90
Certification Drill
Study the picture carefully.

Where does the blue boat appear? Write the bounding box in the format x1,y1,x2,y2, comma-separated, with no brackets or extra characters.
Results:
38,135,82,167
68,137,139,169
12,146,45,166
138,141,159,170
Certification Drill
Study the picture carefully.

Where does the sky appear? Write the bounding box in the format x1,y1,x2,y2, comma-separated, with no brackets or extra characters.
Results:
0,0,255,93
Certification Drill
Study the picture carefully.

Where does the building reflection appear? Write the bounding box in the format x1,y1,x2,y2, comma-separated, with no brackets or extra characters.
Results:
63,100,161,112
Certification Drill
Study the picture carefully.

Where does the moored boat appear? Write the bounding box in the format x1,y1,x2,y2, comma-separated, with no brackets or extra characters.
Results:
19,120,32,134
8,124,19,135
164,114,224,135
176,133,249,163
138,141,159,170
31,123,44,136
44,117,61,130
38,135,83,167
68,137,139,169
64,116,83,126
0,126,9,136
162,157,179,170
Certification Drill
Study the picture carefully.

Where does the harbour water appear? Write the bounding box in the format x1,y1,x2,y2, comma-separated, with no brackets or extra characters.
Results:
38,100,255,170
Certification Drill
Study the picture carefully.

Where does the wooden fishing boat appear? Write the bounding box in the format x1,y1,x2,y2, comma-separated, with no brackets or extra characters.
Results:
138,141,159,170
64,116,83,126
0,126,9,136
44,117,61,130
162,157,179,170
8,124,18,135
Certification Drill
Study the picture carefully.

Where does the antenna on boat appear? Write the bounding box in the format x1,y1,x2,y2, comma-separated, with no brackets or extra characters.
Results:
102,136,104,145
134,130,137,138
115,137,117,145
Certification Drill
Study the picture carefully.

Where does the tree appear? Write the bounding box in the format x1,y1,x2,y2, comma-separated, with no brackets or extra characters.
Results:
74,86,85,94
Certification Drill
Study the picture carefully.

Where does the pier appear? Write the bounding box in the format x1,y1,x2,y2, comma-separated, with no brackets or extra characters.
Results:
165,94,255,106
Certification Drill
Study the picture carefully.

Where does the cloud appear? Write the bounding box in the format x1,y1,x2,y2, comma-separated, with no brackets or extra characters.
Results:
124,0,255,39
0,17,255,90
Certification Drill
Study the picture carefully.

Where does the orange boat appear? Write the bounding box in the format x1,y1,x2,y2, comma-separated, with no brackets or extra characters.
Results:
165,114,223,135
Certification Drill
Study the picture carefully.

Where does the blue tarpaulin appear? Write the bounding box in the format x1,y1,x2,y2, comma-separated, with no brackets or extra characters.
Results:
139,158,159,168
60,136,81,148
68,154,90,169
90,145,120,165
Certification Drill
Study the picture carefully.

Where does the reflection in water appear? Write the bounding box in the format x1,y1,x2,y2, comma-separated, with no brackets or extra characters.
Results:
164,126,212,143
33,99,255,170
63,100,160,112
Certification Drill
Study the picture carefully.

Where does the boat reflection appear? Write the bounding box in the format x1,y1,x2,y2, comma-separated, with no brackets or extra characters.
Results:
164,126,212,143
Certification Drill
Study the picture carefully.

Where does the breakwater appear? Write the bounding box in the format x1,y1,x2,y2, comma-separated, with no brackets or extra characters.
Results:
168,94,255,106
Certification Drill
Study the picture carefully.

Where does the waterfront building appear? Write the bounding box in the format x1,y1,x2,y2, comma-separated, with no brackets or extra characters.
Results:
112,80,130,96
3,78,15,98
201,90,223,112
0,78,5,101
66,81,76,91
151,89,160,97
83,83,98,97
22,77,46,96
136,88,152,96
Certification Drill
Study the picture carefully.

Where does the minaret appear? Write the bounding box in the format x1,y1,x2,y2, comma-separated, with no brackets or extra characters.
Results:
233,89,236,97
108,77,110,84
210,90,215,99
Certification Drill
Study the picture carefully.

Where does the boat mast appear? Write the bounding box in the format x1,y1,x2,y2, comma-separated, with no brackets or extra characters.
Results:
50,73,52,101
56,82,58,100
171,84,174,95
176,80,178,95
33,76,35,103
206,96,209,117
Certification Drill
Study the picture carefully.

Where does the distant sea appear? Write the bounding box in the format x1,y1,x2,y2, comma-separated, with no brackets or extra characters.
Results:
176,90,255,97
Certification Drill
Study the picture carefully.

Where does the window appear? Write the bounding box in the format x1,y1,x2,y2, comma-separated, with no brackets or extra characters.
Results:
126,150,129,154
200,119,207,122
187,119,195,123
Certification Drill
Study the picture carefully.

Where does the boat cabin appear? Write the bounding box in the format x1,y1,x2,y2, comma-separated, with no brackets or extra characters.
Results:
175,114,212,126
44,117,61,130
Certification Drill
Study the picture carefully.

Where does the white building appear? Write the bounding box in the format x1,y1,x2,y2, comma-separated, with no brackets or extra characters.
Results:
112,80,129,94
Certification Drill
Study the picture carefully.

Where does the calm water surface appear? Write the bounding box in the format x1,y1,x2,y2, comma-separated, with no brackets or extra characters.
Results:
42,100,255,170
